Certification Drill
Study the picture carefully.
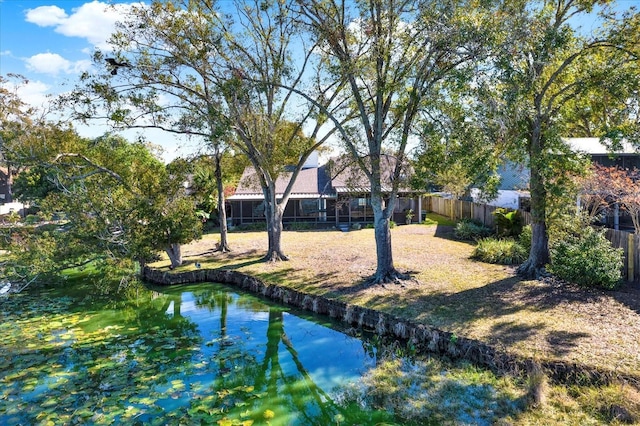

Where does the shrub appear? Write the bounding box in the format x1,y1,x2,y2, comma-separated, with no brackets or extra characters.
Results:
235,222,267,232
493,208,523,237
363,221,395,229
549,226,622,290
519,225,532,252
472,238,528,265
454,219,492,241
288,222,314,231
0,212,21,224
24,214,42,225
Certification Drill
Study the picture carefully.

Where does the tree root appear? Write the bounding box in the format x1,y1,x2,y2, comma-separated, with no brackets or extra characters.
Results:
364,269,411,286
517,259,548,279
262,251,290,262
213,242,231,253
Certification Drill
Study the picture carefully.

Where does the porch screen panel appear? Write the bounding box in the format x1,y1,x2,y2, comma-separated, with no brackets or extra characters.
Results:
283,201,296,222
300,200,319,218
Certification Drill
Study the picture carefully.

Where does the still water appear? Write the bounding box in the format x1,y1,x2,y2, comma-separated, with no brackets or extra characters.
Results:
0,282,398,425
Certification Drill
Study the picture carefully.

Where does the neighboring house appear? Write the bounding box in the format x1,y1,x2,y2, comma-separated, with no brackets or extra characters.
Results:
0,168,12,203
471,161,530,210
227,153,424,227
471,137,640,211
568,138,640,231
567,137,640,170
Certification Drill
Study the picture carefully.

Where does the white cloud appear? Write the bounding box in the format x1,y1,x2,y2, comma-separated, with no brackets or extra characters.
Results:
0,50,11,56
25,1,146,50
26,52,72,75
25,53,94,77
25,5,68,27
2,79,52,108
72,59,94,74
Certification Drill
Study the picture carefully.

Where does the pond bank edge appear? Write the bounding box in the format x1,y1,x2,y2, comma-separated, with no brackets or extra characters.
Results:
142,266,639,389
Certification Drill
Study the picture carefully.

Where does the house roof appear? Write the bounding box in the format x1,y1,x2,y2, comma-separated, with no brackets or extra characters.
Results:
329,155,416,194
493,138,639,191
565,138,638,155
228,165,333,200
228,154,419,200
497,161,529,190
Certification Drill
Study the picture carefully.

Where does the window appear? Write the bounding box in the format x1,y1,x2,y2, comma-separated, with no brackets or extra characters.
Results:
300,200,318,217
252,201,265,217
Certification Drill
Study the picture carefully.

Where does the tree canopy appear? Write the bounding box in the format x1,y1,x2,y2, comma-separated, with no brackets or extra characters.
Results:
296,0,503,283
1,125,201,285
486,0,639,277
64,0,341,262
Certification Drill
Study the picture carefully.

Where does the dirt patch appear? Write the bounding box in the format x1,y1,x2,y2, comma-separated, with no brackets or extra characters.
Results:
169,225,640,377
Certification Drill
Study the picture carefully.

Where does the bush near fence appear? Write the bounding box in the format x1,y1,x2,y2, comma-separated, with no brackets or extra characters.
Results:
426,196,638,283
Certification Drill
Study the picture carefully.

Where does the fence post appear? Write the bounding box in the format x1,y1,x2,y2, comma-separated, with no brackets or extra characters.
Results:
629,233,635,282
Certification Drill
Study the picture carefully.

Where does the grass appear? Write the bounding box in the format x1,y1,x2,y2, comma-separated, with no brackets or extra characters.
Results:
421,212,457,226
151,224,640,424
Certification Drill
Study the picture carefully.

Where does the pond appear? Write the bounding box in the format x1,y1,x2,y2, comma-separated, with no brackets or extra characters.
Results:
0,281,522,425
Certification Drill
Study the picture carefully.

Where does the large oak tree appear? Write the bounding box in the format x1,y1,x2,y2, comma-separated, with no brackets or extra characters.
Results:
296,0,500,283
491,0,639,277
2,123,202,285
67,0,342,262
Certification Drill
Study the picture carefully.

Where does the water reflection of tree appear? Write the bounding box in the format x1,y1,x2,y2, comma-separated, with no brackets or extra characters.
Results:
82,291,202,388
183,286,391,424
256,310,345,423
188,299,351,424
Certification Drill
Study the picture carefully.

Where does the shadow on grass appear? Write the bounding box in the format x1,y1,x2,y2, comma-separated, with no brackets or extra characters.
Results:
433,224,456,240
358,275,613,349
545,330,591,357
252,268,344,294
220,257,264,270
610,280,640,317
185,249,263,270
491,320,546,346
185,246,346,294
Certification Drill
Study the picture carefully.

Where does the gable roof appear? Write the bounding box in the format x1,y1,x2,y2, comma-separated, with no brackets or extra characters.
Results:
328,155,415,194
228,154,418,200
228,166,332,199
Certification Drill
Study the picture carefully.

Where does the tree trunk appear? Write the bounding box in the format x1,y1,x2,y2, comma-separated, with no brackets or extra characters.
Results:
214,152,231,252
518,125,550,278
263,186,288,262
6,166,13,203
368,193,408,284
518,221,550,277
165,243,183,269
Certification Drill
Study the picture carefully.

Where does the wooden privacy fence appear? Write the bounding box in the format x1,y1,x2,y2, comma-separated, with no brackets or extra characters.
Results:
426,196,638,283
427,197,532,228
605,229,639,283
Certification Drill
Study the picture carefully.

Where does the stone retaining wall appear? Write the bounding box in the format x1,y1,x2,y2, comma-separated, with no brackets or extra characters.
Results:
142,266,639,388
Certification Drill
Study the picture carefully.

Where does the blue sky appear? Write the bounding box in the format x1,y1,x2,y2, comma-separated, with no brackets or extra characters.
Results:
1,1,141,104
0,0,199,161
1,0,638,161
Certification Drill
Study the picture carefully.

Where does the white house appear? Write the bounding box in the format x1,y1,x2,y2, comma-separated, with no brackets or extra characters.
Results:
471,138,639,210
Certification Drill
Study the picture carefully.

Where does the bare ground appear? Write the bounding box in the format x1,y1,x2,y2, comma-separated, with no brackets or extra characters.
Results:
164,224,640,377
